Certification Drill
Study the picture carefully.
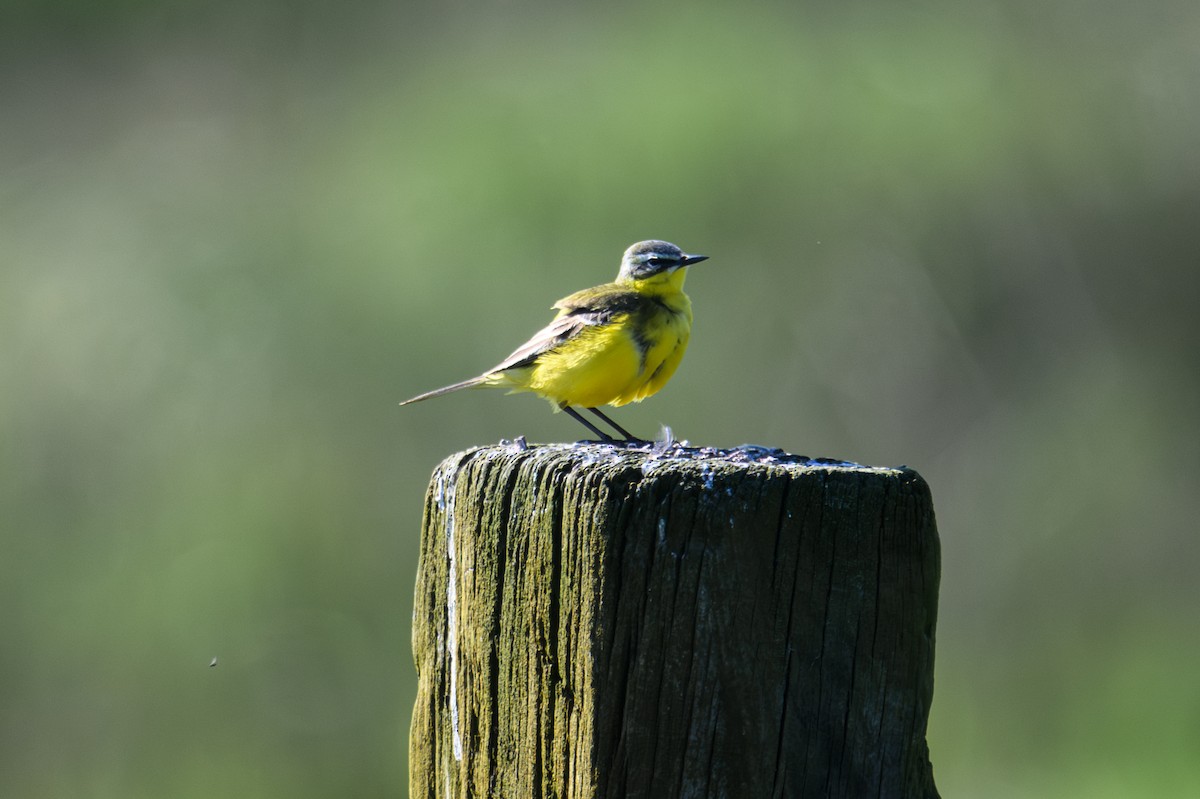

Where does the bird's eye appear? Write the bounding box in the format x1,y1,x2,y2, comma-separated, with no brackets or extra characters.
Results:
646,257,665,266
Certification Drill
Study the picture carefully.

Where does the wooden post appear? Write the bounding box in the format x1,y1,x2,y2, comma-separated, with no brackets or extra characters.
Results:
410,443,940,799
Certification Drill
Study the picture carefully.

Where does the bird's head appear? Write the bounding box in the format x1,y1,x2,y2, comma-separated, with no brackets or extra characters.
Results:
617,240,708,284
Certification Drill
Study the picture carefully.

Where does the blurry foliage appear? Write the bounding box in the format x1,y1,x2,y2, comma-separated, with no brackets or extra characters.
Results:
2,1,1198,796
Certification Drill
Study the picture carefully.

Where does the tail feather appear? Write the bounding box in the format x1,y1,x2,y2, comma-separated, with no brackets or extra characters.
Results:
399,376,487,406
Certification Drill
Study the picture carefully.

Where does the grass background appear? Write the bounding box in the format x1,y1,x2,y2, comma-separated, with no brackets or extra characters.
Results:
3,1,1198,796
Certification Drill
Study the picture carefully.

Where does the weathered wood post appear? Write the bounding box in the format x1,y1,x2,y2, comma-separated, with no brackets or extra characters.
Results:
410,443,940,799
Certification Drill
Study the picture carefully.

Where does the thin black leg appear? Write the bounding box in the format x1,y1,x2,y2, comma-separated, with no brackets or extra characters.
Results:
561,405,614,442
586,407,645,443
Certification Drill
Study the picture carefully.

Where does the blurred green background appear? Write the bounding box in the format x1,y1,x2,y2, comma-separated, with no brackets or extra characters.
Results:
3,1,1197,796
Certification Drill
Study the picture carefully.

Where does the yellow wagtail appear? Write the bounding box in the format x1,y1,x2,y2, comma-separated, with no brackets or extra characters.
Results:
400,240,708,442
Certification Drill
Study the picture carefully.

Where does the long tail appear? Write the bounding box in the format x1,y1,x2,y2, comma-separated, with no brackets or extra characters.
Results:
399,376,487,406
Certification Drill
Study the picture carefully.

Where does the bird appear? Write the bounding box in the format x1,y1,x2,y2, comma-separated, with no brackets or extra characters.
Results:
399,240,709,442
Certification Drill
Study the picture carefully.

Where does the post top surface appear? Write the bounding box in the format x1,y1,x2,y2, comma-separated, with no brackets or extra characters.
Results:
441,439,915,481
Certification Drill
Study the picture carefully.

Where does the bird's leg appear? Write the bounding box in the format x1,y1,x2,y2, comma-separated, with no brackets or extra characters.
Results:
585,407,645,443
561,405,614,442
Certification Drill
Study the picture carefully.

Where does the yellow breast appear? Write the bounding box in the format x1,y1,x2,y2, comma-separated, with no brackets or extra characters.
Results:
611,301,691,405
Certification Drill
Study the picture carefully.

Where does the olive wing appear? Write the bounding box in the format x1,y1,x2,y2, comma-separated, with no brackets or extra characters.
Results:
489,286,643,374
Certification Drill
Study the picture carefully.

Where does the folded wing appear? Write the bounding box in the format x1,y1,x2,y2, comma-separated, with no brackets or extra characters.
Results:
489,286,643,375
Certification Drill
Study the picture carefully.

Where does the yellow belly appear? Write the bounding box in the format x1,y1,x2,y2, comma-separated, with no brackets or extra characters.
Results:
491,312,690,408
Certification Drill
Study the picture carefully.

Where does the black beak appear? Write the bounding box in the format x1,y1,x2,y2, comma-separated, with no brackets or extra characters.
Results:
681,254,709,266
